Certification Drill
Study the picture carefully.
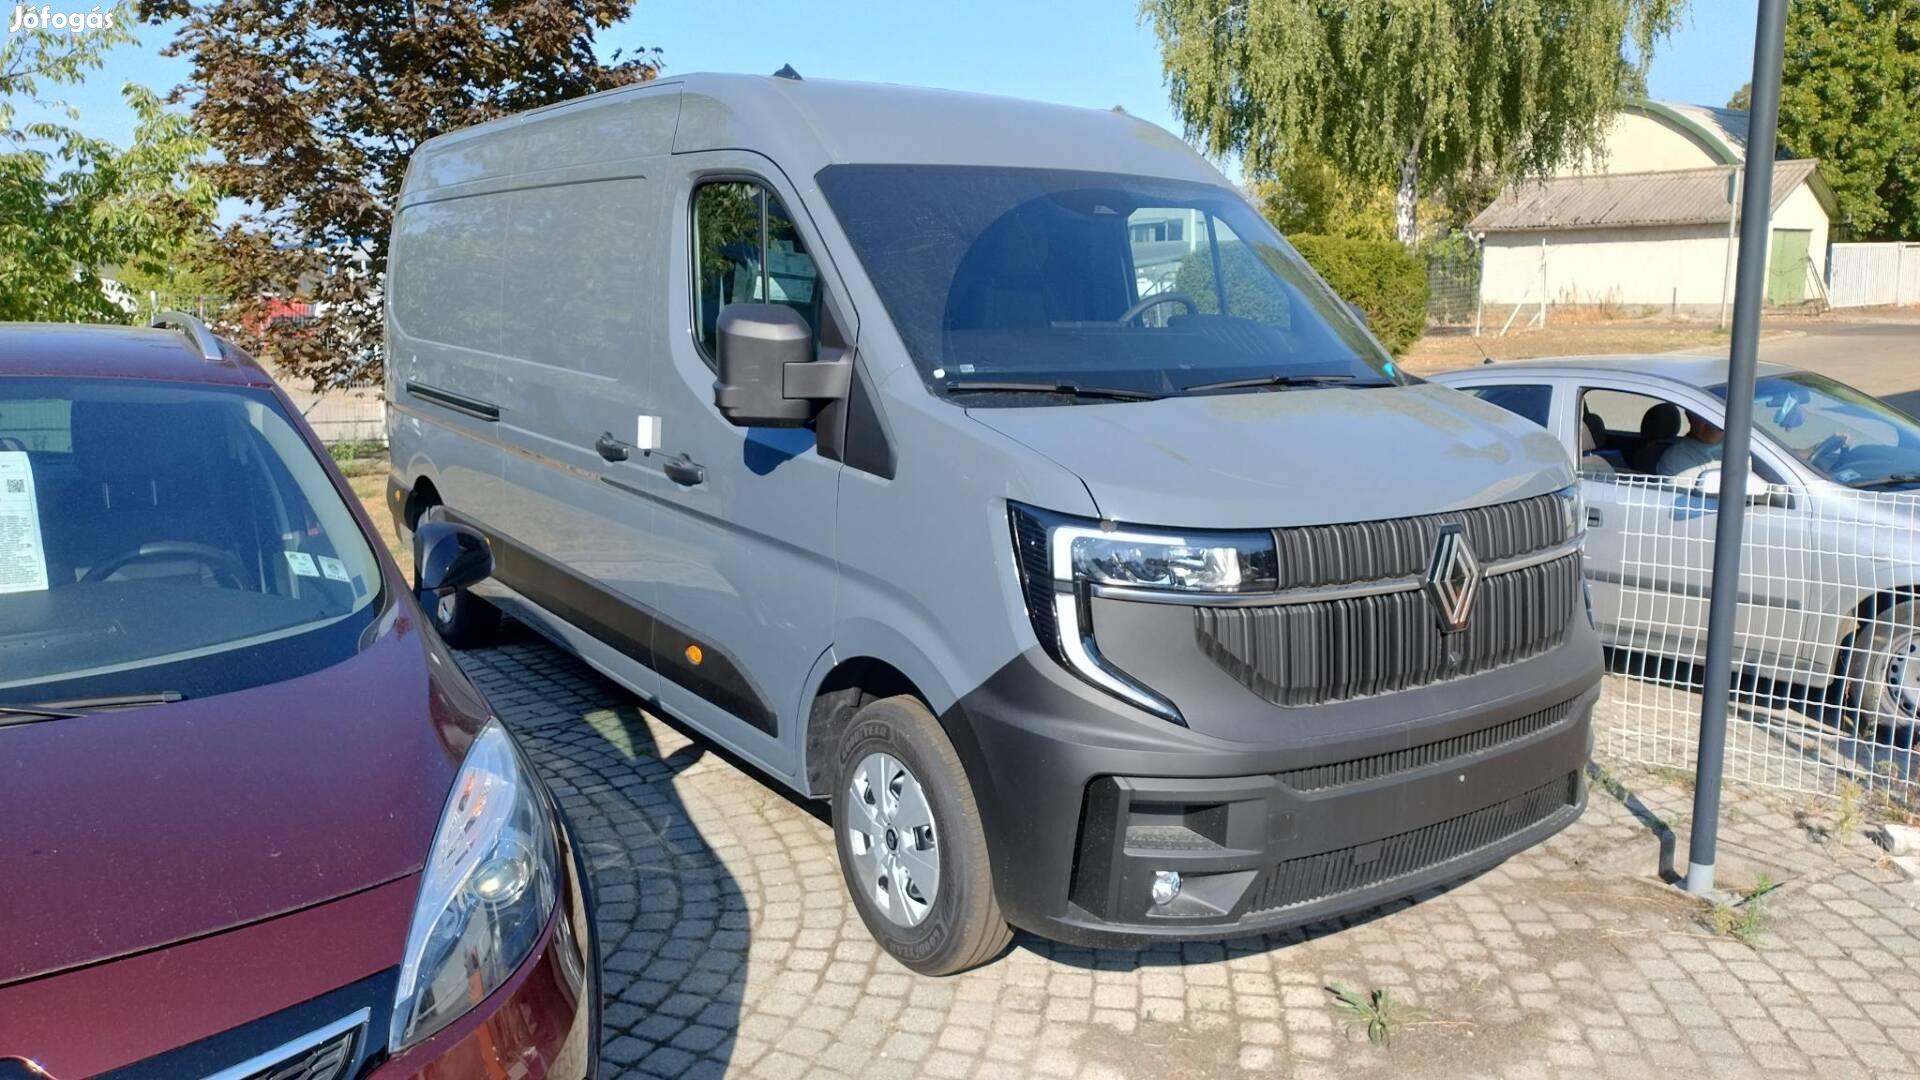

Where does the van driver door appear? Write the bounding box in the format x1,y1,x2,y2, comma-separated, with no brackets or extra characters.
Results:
639,154,849,781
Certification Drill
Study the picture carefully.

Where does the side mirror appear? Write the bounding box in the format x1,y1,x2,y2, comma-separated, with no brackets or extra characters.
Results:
712,303,850,428
1694,464,1773,504
414,520,493,599
1347,300,1370,328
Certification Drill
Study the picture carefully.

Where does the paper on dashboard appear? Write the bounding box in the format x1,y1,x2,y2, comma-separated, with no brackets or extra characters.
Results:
0,451,49,594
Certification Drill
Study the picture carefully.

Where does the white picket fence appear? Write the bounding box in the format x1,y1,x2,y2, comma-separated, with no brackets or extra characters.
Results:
1827,242,1920,308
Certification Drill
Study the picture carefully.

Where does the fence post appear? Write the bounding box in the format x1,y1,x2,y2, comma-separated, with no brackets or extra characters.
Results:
1686,0,1789,898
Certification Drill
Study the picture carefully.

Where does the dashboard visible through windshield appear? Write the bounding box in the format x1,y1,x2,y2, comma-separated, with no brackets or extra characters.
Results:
0,377,385,705
815,165,1400,403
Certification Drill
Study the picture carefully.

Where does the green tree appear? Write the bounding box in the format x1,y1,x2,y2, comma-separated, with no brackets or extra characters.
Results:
1777,0,1919,240
1253,152,1396,241
142,0,662,385
1146,0,1685,246
0,3,214,322
1727,83,1752,111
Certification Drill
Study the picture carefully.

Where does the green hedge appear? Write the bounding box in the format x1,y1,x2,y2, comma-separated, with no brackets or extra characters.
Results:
1288,234,1429,357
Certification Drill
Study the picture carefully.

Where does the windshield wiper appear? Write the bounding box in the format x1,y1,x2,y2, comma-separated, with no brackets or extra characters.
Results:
1182,373,1384,393
1855,473,1920,489
0,704,89,726
943,379,1161,401
0,692,183,728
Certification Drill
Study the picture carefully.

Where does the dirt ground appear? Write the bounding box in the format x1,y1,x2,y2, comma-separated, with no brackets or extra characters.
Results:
1402,322,1735,375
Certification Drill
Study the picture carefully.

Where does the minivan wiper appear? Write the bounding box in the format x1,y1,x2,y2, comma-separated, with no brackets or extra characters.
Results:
1182,373,1382,393
942,379,1161,401
0,692,183,728
1856,473,1920,489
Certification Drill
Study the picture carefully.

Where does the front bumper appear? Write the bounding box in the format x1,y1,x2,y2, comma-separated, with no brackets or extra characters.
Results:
944,619,1602,948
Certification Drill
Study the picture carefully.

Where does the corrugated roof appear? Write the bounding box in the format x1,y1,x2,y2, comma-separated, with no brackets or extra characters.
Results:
1471,159,1820,233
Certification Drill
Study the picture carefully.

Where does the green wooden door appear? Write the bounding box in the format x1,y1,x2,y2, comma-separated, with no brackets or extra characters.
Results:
1767,229,1812,305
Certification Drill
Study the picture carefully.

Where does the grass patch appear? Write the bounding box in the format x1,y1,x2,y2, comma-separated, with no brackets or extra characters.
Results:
1327,982,1426,1048
1704,874,1779,949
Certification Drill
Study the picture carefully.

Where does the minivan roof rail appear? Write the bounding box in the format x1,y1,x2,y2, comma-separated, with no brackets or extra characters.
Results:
152,311,224,362
772,64,802,81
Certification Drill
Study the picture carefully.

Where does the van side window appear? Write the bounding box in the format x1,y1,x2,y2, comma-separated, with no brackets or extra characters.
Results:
691,180,821,365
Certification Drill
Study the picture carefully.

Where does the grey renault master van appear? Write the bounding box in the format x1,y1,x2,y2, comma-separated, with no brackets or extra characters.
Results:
385,72,1601,974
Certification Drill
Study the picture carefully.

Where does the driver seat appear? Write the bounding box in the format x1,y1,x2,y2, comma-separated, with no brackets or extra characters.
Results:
1631,402,1686,473
67,400,236,584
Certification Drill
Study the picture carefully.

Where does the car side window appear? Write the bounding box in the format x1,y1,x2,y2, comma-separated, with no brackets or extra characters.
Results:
691,180,821,367
1464,384,1552,428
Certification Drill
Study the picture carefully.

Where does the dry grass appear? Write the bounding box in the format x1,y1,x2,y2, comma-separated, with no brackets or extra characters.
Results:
347,462,411,581
1402,323,1736,376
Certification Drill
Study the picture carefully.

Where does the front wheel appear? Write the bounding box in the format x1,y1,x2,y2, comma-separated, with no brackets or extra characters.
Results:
417,505,500,648
1843,598,1920,746
831,695,1011,975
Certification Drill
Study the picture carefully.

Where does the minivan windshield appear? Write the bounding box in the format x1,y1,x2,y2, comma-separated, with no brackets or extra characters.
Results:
0,378,384,706
815,165,1400,402
1712,372,1920,488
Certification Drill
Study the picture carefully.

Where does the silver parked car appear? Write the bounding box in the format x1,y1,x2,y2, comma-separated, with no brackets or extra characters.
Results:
1436,356,1920,741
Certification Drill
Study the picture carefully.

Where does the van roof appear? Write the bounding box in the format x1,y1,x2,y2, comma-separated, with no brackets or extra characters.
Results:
403,73,1226,205
0,323,271,387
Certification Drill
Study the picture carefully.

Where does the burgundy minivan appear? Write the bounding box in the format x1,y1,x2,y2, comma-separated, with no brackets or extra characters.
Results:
0,319,599,1078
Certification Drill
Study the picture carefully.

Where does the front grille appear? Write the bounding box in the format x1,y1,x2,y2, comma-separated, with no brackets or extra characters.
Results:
1276,697,1578,792
1272,490,1574,590
238,1025,357,1080
1196,552,1581,706
1248,772,1579,913
1010,506,1058,649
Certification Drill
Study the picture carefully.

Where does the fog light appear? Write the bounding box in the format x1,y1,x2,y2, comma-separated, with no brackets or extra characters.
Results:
1150,870,1182,906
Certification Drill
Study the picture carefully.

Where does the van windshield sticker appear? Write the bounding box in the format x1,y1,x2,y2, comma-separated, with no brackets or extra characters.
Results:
284,550,320,578
0,451,49,594
317,555,351,583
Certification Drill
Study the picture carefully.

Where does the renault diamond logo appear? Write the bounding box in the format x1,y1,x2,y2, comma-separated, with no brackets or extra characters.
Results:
1424,525,1481,633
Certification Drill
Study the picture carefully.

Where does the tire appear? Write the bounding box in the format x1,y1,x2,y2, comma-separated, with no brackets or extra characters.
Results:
830,695,1011,975
418,505,500,649
1844,598,1920,746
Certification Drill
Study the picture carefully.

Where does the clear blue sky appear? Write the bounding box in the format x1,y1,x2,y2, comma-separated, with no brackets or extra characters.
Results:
53,0,1763,167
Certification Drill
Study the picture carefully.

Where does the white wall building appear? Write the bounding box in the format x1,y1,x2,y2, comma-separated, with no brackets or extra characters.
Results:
1473,101,1838,316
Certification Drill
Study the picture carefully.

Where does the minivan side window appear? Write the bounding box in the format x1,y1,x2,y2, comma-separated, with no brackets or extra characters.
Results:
1127,207,1290,329
691,180,821,365
1465,384,1552,428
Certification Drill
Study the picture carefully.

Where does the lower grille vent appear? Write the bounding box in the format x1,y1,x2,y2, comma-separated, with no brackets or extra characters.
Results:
1248,772,1579,913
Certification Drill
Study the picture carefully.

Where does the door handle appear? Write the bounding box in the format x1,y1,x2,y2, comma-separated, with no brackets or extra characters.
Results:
594,432,631,463
662,453,705,487
1587,507,1603,528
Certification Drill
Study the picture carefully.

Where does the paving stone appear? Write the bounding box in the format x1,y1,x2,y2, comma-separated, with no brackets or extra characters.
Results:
455,628,1920,1079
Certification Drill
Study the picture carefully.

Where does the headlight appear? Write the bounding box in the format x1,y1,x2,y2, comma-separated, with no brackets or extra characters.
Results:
1010,504,1280,724
391,721,559,1052
1554,483,1585,539
1060,527,1278,592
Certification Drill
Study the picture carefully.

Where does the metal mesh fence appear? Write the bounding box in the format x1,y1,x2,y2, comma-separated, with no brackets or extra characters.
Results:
1592,471,1920,804
1425,249,1481,328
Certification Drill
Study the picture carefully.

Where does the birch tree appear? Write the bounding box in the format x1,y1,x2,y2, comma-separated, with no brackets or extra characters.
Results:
1146,0,1685,245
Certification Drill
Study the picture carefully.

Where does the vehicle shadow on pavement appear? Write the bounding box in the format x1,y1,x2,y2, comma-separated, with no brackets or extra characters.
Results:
456,618,746,1080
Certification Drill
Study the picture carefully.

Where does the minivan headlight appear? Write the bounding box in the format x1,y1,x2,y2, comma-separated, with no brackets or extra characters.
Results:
391,721,559,1052
1010,504,1279,724
1554,483,1585,539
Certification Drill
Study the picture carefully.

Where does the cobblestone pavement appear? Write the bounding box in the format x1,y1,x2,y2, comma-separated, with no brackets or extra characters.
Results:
458,622,1920,1080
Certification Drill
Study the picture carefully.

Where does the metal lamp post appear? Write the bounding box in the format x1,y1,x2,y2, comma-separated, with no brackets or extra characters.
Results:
1685,0,1792,896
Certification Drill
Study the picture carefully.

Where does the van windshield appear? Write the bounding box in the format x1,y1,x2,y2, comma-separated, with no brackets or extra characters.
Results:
0,378,384,706
815,165,1399,402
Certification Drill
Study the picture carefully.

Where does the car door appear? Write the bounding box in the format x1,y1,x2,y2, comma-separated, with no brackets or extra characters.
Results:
1574,380,1814,671
644,155,847,780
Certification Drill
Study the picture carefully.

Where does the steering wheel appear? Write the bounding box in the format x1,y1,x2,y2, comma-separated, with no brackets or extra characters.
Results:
1117,292,1199,325
1808,432,1852,471
81,542,248,589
